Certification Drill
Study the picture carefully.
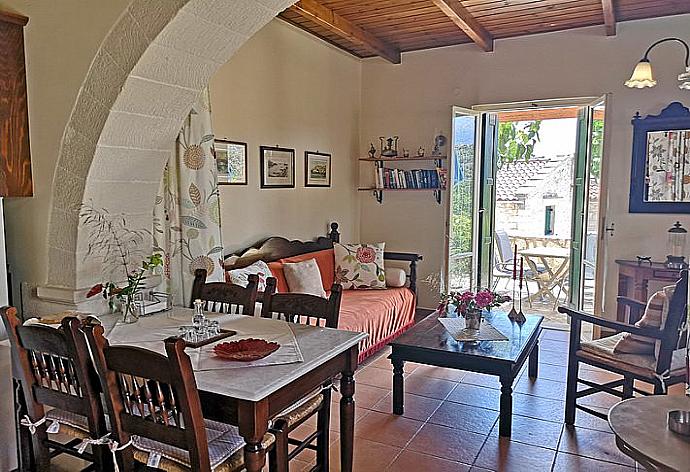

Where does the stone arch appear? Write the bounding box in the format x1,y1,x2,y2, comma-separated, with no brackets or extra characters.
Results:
46,0,294,292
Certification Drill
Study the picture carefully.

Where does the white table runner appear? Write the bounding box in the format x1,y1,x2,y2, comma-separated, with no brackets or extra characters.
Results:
438,317,509,342
105,311,304,370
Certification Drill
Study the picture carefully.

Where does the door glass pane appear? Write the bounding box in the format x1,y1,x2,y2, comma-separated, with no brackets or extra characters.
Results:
449,113,478,290
581,103,605,312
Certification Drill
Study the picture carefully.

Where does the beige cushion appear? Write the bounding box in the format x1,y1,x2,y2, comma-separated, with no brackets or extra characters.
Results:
45,408,89,439
334,242,386,290
283,259,327,297
132,418,274,472
274,393,325,429
385,268,407,288
579,332,686,380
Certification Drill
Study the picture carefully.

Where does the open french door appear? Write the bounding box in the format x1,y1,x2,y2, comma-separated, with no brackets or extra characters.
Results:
568,96,608,313
446,107,496,292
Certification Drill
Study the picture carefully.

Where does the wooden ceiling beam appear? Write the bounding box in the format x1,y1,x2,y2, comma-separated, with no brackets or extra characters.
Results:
431,0,494,52
290,0,401,64
602,0,616,36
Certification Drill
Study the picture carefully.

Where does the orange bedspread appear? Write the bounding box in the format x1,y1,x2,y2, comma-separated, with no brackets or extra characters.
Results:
338,287,416,363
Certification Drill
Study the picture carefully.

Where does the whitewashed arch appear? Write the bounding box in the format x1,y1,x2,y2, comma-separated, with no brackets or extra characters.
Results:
46,0,294,291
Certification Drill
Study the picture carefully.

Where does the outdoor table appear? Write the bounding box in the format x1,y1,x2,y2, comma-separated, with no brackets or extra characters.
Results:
520,246,570,304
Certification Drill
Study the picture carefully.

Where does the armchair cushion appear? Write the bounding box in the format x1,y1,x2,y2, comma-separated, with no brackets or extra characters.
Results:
614,289,667,355
580,333,686,380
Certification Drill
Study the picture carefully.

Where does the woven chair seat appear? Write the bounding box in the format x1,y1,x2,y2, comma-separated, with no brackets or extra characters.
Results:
274,393,325,429
132,418,275,472
578,333,686,380
44,408,90,439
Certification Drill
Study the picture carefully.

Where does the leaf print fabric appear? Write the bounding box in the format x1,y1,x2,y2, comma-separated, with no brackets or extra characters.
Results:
153,89,224,306
333,242,386,289
645,130,690,202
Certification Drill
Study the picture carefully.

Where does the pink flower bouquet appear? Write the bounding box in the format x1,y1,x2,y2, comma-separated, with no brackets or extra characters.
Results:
437,289,510,317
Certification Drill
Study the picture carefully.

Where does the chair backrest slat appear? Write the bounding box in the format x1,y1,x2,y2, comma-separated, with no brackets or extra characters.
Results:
190,269,259,316
1,308,107,444
86,324,213,471
261,277,342,329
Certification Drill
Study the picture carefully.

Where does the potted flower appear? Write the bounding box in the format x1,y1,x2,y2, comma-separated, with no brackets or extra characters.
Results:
437,289,510,330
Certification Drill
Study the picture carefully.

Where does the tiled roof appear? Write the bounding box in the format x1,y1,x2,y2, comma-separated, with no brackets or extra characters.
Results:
496,157,564,201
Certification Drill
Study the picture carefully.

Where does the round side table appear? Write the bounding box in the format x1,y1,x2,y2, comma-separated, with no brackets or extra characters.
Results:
609,395,690,472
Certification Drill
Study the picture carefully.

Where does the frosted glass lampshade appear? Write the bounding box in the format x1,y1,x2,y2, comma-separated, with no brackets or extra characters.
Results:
625,60,657,88
679,66,690,90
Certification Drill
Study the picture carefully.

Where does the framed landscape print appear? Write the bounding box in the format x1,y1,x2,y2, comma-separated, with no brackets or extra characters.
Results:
260,146,295,188
214,139,247,185
304,151,331,187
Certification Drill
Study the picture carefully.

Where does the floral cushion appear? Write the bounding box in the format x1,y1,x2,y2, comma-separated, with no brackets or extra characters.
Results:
333,242,386,289
225,260,271,292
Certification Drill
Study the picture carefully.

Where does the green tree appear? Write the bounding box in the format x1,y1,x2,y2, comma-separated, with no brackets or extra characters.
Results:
589,119,604,178
497,120,542,165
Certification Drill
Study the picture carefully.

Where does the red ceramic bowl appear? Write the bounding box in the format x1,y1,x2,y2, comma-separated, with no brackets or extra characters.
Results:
213,338,280,362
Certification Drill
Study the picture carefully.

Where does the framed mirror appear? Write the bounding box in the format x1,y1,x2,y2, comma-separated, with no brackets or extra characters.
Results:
629,102,690,213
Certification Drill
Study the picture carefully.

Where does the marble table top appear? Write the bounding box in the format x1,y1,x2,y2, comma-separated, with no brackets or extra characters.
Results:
609,395,690,472
101,308,367,402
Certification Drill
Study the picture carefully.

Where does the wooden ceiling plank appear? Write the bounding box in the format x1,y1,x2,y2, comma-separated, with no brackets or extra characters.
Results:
430,0,494,52
602,0,617,35
290,0,401,63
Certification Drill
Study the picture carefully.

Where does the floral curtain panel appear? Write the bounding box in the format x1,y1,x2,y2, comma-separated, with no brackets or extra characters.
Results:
645,129,690,202
154,90,224,306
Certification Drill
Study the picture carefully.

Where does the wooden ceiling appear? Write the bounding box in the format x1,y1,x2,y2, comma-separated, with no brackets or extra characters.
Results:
279,0,690,63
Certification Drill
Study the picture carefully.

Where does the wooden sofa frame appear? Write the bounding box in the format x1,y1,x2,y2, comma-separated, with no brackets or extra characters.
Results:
224,222,423,293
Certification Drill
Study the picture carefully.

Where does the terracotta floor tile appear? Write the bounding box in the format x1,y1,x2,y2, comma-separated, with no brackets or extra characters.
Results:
552,452,635,471
288,457,312,472
356,366,394,389
329,404,370,431
447,383,501,410
462,372,501,390
489,414,563,450
541,329,570,342
428,401,499,434
406,423,487,464
404,373,458,399
540,339,569,353
387,450,471,472
572,409,613,433
513,393,565,423
538,348,569,367
329,437,401,472
331,383,390,409
354,410,424,448
371,392,443,421
578,391,621,409
533,363,568,383
515,376,566,401
474,438,556,471
370,355,419,373
410,363,467,382
578,368,622,384
558,426,635,466
468,467,495,472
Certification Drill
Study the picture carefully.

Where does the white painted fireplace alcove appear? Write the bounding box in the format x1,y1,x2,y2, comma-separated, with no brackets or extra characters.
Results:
36,0,295,309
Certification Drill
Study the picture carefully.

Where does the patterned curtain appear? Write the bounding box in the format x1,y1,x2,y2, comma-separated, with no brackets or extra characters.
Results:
153,89,224,306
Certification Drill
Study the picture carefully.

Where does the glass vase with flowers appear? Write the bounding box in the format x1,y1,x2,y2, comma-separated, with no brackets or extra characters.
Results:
438,289,510,330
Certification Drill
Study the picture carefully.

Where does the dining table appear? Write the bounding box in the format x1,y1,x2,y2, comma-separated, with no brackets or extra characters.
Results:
10,308,367,472
519,246,570,304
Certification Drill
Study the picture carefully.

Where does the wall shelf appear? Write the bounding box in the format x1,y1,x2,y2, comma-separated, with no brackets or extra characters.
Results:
358,156,447,162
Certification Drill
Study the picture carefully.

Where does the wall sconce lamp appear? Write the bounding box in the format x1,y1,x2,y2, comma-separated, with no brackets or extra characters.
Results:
625,37,690,90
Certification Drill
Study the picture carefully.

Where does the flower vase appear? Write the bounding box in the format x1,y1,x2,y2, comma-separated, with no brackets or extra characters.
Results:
463,308,482,331
120,297,140,324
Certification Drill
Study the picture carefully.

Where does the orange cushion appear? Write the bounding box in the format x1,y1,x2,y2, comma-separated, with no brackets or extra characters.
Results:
267,262,289,293
280,249,335,291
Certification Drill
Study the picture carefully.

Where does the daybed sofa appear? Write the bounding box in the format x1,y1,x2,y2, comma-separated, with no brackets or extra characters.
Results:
224,223,422,363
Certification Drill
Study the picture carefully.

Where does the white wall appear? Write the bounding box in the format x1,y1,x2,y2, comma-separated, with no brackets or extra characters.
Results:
210,20,362,252
360,14,690,312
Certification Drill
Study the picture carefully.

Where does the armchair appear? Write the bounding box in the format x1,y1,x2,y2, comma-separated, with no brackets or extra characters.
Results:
558,270,688,424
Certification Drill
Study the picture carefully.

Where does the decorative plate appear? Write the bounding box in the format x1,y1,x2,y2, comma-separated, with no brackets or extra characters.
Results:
213,338,280,361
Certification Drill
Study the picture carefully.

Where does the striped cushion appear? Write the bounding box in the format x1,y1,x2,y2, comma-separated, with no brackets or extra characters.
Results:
45,408,89,438
614,289,669,354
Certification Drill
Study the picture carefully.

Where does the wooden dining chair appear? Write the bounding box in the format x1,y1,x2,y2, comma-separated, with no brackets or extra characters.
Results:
261,277,343,472
84,322,275,472
191,268,259,315
558,269,688,425
1,308,110,471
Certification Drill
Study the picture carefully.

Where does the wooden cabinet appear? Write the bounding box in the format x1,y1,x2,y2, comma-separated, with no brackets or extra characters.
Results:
0,11,32,197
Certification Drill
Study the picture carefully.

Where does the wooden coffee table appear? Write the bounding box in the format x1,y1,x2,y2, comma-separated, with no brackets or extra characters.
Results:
390,310,543,437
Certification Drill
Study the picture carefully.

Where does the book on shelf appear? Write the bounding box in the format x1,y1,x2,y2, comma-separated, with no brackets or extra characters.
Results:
374,167,446,190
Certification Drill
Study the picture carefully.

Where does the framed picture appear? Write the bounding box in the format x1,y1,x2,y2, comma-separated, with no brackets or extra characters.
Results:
304,151,331,187
214,139,247,185
260,146,295,188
